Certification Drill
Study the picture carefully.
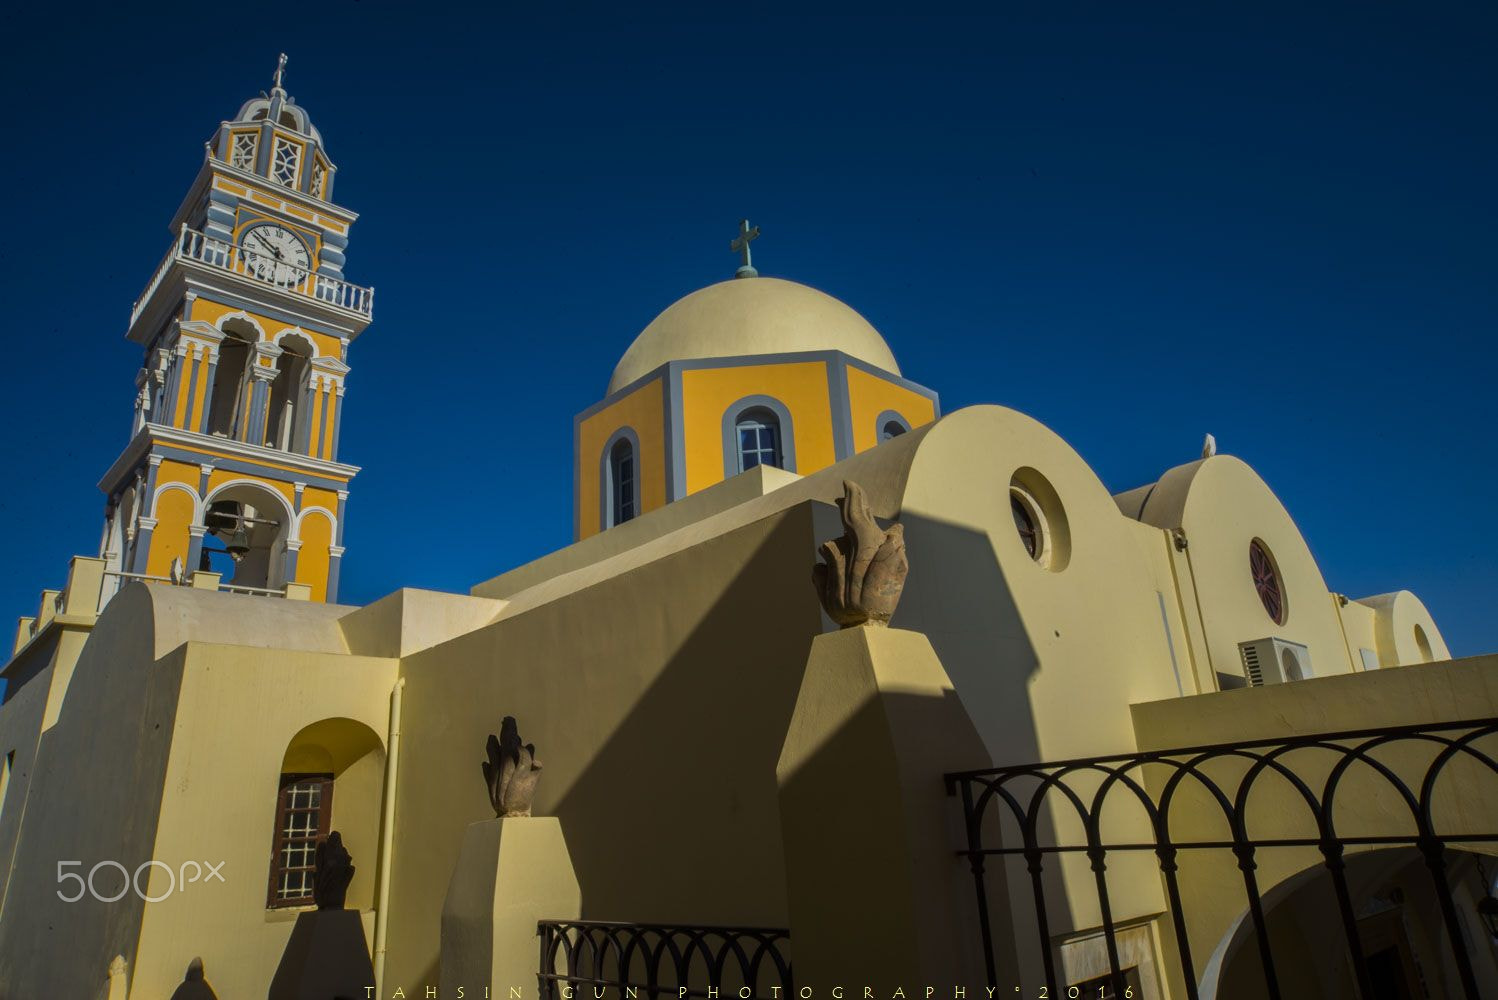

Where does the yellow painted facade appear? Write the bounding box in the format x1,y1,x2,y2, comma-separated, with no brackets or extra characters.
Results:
187,299,343,359
575,376,667,540
682,361,835,494
846,363,938,452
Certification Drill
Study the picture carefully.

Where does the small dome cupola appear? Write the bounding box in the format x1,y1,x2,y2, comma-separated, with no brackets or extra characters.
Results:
209,54,336,202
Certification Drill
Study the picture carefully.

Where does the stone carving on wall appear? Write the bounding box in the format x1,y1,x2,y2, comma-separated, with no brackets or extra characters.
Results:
312,830,355,910
483,716,543,817
813,480,908,628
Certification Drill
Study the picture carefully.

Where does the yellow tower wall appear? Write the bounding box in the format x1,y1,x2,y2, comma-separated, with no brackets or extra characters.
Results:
574,377,667,540
680,361,835,495
845,363,938,452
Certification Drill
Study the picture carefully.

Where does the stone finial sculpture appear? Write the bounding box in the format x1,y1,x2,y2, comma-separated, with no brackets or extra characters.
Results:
312,831,355,910
813,480,908,628
483,716,543,818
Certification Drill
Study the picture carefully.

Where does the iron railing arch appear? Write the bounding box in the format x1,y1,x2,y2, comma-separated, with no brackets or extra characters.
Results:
946,717,1498,1000
538,920,791,1000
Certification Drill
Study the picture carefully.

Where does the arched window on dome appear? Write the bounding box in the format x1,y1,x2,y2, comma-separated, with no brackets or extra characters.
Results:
736,408,783,472
601,428,641,530
610,438,635,526
876,410,912,444
722,397,797,478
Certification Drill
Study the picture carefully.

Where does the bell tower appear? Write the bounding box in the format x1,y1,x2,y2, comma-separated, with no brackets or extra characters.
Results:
99,56,372,603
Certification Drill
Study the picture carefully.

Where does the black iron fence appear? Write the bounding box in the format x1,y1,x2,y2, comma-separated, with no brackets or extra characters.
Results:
538,920,792,1000
945,718,1498,1000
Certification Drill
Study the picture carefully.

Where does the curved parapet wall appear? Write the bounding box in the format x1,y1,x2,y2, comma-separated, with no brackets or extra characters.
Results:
1356,591,1451,667
1124,455,1350,685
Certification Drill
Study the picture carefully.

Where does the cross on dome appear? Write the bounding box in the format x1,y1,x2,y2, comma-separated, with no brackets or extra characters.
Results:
730,219,760,279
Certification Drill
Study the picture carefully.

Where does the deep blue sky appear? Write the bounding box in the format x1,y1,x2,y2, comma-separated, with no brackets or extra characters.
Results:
2,3,1494,658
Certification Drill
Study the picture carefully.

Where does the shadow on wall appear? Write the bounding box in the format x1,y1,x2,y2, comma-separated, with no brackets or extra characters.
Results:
549,508,824,926
382,506,828,991
886,509,1073,986
379,496,1077,994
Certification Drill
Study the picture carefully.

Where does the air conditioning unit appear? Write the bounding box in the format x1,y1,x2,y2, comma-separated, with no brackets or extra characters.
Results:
1239,637,1312,687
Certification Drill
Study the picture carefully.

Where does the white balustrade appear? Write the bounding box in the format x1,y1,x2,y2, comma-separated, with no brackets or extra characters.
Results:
130,225,374,326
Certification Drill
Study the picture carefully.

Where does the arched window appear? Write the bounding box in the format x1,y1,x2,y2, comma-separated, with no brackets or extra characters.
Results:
268,719,384,909
875,410,912,444
735,408,783,472
609,437,636,526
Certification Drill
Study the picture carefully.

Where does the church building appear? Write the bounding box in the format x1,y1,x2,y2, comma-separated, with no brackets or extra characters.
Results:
1,62,1496,1000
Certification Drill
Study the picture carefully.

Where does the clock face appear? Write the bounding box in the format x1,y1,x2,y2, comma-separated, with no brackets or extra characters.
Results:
240,223,312,287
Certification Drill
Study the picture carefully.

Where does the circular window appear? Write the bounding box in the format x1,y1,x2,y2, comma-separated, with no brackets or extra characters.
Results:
1011,491,1041,559
1249,539,1286,625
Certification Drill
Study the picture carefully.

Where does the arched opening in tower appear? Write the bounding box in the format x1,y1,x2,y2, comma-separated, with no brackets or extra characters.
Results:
198,486,290,592
207,322,255,439
265,334,314,451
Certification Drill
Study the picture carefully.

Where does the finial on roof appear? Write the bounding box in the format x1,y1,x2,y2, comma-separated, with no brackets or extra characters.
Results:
272,53,288,92
730,219,761,279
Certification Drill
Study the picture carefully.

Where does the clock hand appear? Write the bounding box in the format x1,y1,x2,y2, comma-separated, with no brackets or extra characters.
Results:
250,232,280,259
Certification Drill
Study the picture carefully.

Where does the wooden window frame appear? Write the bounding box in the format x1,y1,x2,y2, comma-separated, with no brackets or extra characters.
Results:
266,772,333,909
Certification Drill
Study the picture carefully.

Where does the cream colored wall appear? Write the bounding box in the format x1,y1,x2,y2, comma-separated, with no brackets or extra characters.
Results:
380,508,825,993
1129,457,1358,687
0,585,388,999
890,406,1188,964
132,641,395,1000
1131,655,1498,1000
0,586,177,999
0,643,56,922
1358,591,1451,667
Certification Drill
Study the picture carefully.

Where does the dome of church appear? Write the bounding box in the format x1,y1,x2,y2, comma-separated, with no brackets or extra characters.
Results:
608,277,901,394
231,92,323,144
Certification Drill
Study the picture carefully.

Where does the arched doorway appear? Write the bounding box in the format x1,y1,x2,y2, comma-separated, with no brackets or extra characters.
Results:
1204,847,1498,1000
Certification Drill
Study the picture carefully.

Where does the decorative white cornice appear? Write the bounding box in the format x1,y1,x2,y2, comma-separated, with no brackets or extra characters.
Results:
98,423,359,494
168,160,359,239
310,356,351,376
328,545,346,558
179,320,227,344
188,524,208,538
137,517,159,531
127,261,371,347
285,538,304,552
